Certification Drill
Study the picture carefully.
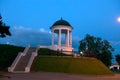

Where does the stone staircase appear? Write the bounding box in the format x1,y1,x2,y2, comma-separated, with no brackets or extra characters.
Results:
13,48,36,73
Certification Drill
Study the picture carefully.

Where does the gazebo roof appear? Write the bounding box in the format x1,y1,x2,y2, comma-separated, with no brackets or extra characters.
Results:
50,18,73,29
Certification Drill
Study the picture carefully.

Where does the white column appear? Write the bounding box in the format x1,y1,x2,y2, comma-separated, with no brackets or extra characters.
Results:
52,30,54,46
65,33,67,46
58,29,61,47
67,30,69,47
69,31,72,47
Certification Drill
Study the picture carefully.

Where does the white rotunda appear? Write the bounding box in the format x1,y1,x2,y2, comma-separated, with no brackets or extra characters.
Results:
50,18,74,54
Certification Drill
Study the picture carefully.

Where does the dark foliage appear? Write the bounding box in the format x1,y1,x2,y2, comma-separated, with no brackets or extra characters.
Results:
78,34,114,66
0,44,24,71
115,54,120,64
0,15,11,38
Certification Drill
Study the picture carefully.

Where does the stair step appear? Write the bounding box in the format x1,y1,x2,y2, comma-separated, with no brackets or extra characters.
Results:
13,48,36,72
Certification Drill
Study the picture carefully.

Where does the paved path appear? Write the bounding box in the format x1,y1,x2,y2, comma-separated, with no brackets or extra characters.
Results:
1,72,120,80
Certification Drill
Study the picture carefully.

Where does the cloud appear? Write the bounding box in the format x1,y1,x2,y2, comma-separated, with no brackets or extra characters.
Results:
72,36,81,51
0,26,52,47
110,41,120,46
0,26,80,51
13,26,32,30
39,28,46,32
108,40,120,55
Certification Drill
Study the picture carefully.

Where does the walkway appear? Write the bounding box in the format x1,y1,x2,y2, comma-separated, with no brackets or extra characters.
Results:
1,72,120,80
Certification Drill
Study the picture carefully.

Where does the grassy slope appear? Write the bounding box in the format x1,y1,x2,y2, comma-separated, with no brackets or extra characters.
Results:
31,57,113,75
0,44,113,75
0,44,24,71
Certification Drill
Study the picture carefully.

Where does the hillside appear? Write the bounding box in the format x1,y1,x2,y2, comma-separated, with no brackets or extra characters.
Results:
0,44,113,75
31,57,113,75
0,44,24,70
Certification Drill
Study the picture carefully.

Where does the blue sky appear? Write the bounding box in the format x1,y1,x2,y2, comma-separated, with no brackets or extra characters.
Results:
0,0,120,57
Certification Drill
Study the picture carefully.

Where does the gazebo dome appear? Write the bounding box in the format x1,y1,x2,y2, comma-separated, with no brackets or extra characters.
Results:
50,18,73,29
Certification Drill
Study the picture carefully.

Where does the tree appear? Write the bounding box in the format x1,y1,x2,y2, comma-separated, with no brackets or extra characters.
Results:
0,14,11,38
78,34,114,66
115,54,120,64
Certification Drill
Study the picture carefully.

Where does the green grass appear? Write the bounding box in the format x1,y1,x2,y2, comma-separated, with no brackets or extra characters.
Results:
31,57,113,75
0,44,24,71
0,44,113,75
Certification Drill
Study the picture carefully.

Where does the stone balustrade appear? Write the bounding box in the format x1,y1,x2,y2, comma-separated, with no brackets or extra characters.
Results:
8,52,23,72
8,45,30,72
25,52,37,72
22,44,30,56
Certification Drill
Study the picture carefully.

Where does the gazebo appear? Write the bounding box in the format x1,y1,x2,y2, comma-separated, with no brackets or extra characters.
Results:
50,18,74,54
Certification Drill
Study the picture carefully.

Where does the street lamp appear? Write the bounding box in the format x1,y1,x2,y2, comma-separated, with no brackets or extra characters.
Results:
117,17,120,23
80,51,83,56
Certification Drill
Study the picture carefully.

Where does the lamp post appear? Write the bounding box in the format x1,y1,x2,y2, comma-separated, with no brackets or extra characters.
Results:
80,51,83,57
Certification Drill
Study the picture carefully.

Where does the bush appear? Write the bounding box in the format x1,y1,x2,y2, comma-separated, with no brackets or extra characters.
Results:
0,44,24,71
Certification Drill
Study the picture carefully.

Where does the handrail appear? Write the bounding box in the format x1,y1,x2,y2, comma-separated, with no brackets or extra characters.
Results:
25,52,37,72
22,45,30,56
8,52,23,72
25,46,39,72
8,45,30,72
35,46,39,53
